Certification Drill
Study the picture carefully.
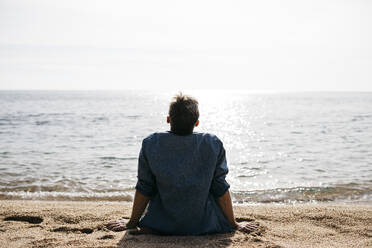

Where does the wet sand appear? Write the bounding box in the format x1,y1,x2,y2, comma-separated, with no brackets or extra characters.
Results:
0,200,371,247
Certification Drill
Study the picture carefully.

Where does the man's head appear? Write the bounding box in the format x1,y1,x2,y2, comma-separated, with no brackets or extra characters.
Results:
167,93,199,135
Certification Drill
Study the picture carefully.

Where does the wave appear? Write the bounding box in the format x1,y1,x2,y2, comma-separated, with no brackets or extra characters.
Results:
35,120,50,125
125,115,141,119
351,114,372,121
0,191,133,202
231,185,372,204
1,184,371,204
100,156,137,161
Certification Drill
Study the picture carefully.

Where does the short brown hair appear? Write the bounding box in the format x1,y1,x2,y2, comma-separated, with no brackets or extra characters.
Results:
168,93,199,135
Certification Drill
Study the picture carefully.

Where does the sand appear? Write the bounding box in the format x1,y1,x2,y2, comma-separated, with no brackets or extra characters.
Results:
0,200,371,248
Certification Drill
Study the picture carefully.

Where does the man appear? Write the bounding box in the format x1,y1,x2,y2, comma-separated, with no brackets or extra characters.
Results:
107,93,257,235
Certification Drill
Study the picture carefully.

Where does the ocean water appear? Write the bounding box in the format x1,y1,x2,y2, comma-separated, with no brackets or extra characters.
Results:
0,90,371,204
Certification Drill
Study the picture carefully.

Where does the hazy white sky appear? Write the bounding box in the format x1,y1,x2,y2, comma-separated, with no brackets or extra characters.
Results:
0,0,371,91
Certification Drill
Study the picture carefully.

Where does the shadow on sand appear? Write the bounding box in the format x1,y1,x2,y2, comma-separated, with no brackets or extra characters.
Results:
117,231,235,248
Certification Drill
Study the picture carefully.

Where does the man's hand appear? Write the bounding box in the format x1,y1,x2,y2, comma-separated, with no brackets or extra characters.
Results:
106,190,150,232
234,221,258,233
106,218,137,232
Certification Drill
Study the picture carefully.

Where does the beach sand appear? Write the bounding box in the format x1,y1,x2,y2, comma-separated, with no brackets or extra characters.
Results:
0,200,371,248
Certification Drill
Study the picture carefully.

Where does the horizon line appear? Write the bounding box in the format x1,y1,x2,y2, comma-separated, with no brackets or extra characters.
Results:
0,89,372,94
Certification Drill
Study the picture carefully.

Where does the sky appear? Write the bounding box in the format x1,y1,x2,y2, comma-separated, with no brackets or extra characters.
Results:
0,0,371,91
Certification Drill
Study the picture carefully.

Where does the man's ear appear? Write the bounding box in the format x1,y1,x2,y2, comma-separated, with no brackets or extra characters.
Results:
167,116,170,124
195,120,199,127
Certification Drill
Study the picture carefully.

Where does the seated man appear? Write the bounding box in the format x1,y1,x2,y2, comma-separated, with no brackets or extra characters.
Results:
107,93,257,235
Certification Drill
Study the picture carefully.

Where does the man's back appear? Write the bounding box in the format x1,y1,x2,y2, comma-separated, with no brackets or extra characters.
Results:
136,131,233,235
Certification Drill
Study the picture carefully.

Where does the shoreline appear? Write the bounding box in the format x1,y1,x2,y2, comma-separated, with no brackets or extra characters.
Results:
2,184,372,204
2,194,372,205
1,200,371,247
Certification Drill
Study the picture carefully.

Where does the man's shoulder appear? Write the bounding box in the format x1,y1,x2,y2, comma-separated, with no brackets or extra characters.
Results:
142,132,168,142
198,132,223,145
194,131,218,139
142,131,222,143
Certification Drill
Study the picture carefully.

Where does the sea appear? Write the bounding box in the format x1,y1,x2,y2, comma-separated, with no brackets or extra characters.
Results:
0,90,371,204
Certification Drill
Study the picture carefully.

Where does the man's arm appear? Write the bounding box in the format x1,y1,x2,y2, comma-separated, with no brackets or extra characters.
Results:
217,190,258,233
106,190,149,231
107,140,155,232
127,190,150,228
216,190,239,229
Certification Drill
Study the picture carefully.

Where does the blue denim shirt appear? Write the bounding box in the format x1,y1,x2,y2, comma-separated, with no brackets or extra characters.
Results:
135,131,233,235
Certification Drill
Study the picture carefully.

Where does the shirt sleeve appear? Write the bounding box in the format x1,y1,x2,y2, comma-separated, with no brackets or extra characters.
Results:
210,141,230,198
135,141,157,197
